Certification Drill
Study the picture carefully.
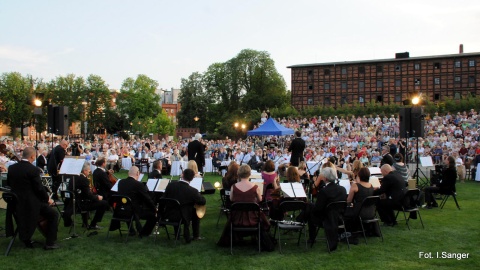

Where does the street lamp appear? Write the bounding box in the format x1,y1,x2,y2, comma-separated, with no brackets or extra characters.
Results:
81,100,87,139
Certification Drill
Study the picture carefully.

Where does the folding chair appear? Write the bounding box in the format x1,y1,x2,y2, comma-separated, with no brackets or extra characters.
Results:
216,189,231,227
139,158,150,173
311,201,349,252
155,198,183,246
395,189,424,230
2,192,18,256
107,195,136,243
230,202,261,255
275,200,307,253
439,189,460,210
350,196,384,244
60,190,90,233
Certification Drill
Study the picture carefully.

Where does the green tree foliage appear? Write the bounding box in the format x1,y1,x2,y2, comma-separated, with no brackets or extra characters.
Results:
147,109,175,136
177,72,208,129
84,75,113,135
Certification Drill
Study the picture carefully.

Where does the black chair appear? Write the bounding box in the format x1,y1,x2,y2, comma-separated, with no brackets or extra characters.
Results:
139,158,150,173
439,189,460,210
230,202,261,255
274,200,307,253
155,198,183,246
3,192,18,256
395,189,424,230
311,201,349,252
216,189,231,227
107,195,136,243
60,190,90,232
349,196,384,244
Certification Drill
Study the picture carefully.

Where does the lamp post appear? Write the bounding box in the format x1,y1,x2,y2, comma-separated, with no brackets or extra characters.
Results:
233,122,246,140
194,116,200,132
81,100,87,139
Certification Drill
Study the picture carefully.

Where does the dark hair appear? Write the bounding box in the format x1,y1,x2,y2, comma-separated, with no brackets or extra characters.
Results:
152,160,162,170
447,156,455,169
286,166,300,183
357,167,371,182
295,131,302,137
95,158,106,167
394,153,403,162
263,160,275,172
182,168,195,181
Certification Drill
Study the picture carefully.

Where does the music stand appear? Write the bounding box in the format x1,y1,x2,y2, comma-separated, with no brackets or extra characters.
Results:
59,156,85,239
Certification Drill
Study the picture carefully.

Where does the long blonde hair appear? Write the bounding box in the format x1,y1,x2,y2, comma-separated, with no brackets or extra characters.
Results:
187,160,199,175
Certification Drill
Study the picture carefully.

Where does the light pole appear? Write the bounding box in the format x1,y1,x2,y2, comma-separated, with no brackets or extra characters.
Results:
82,100,87,139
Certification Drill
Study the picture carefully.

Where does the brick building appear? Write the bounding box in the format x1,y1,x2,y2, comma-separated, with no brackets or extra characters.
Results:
288,49,480,110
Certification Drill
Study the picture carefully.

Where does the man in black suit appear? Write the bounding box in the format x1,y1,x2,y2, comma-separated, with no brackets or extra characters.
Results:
380,145,394,167
188,133,205,174
307,167,347,251
7,147,59,250
163,168,206,243
148,160,163,179
288,131,306,166
374,164,406,226
117,166,157,237
36,149,48,171
47,139,68,200
93,158,113,200
64,162,109,229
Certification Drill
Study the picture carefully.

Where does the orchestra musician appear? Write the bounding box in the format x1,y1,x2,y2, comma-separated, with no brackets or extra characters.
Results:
92,157,113,200
47,139,68,201
116,166,157,237
163,168,206,243
7,147,59,250
63,162,109,230
148,160,163,179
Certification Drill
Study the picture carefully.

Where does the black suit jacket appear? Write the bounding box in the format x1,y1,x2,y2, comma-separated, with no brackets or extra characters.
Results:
117,177,156,215
380,153,394,167
47,145,66,177
313,183,347,219
7,160,49,241
93,167,112,199
148,169,162,179
374,171,405,205
163,180,206,222
36,154,47,170
288,137,306,166
188,140,206,169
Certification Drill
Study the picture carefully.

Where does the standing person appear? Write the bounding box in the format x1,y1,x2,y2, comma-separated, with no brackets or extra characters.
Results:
71,139,84,156
47,139,68,200
7,147,59,250
188,133,205,174
117,166,157,237
163,168,206,243
288,131,306,167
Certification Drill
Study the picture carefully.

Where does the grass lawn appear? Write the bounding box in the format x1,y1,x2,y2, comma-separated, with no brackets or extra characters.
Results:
1,172,479,270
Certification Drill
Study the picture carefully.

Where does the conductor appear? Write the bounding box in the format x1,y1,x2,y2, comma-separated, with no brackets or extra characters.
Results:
288,131,306,166
188,133,205,174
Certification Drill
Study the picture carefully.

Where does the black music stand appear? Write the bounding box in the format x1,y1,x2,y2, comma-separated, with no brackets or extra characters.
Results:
59,156,86,240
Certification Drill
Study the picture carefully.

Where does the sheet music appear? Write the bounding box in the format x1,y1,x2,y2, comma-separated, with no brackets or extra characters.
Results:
280,183,295,197
154,179,170,192
111,179,122,192
146,179,159,191
280,182,307,198
250,172,262,179
368,167,382,175
138,173,144,182
190,178,203,192
369,176,381,188
59,156,86,175
420,156,434,167
250,179,264,196
339,180,351,194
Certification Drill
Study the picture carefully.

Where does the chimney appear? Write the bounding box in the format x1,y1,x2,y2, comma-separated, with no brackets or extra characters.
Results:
459,44,464,54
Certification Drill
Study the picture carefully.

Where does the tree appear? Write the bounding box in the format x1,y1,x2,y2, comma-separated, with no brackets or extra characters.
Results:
177,72,209,130
84,75,113,136
147,109,176,136
116,75,161,127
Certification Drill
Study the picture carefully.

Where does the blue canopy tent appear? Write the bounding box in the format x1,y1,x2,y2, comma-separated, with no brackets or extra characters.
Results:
247,118,294,136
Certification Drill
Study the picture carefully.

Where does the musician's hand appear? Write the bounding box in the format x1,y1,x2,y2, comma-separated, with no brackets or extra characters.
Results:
48,198,54,205
97,195,103,201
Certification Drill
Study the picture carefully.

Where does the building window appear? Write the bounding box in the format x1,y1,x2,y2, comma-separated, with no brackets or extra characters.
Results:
454,76,461,83
469,76,475,84
376,95,383,102
307,98,313,105
395,79,401,87
324,69,330,75
324,83,330,90
358,67,365,74
434,62,441,69
415,78,421,85
377,80,383,87
469,60,476,67
341,67,347,75
308,85,313,90
324,97,331,105
414,63,421,70
359,81,364,89
455,61,461,68
308,70,313,75
454,92,461,99
395,65,401,71
395,94,402,102
434,77,440,85
434,94,440,100
341,96,348,104
359,96,364,103
376,65,383,73
341,82,347,89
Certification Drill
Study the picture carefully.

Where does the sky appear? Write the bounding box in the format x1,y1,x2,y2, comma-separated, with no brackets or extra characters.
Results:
1,0,479,91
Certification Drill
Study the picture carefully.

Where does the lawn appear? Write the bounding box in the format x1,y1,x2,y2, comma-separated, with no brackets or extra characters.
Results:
1,172,479,270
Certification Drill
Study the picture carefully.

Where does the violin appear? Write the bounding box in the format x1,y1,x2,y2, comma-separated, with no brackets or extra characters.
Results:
107,169,118,185
0,143,20,162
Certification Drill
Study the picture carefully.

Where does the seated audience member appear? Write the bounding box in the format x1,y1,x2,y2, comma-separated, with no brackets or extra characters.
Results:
64,162,109,230
222,161,239,190
247,149,264,171
187,160,202,178
163,168,206,243
106,149,119,171
116,166,156,237
212,150,222,173
453,152,465,183
392,153,409,184
148,160,163,179
370,152,382,167
373,164,406,226
424,156,457,209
